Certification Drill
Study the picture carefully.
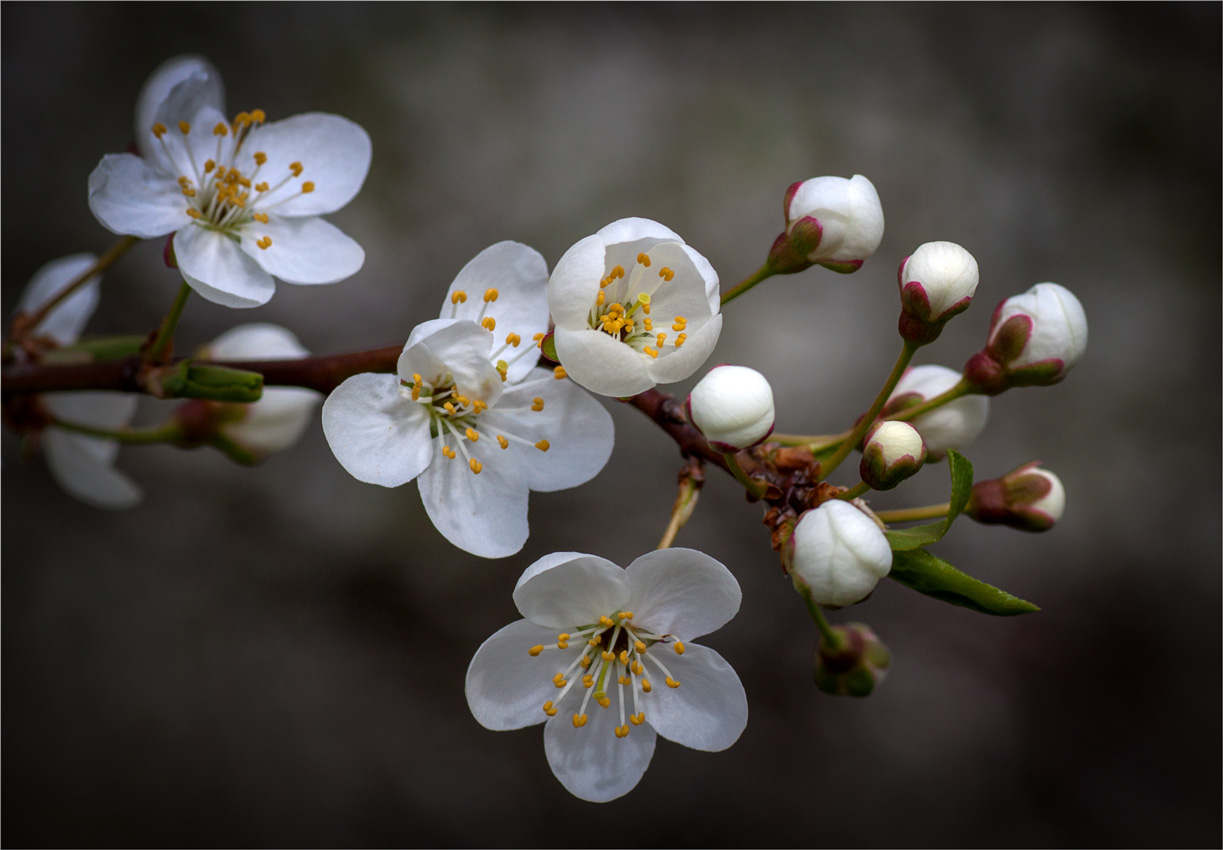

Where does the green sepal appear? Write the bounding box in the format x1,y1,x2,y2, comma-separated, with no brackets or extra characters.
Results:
888,548,1040,616
159,359,264,403
540,331,558,364
885,449,974,550
45,335,147,363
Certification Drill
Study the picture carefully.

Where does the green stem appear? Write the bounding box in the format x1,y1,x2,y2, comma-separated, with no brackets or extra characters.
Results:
146,281,192,363
51,418,183,445
818,340,918,480
12,235,140,341
837,481,871,501
719,263,773,307
769,429,853,451
724,452,767,499
886,379,973,422
797,584,842,647
875,502,951,523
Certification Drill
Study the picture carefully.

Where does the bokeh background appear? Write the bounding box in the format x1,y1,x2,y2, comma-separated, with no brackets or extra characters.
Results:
3,3,1220,846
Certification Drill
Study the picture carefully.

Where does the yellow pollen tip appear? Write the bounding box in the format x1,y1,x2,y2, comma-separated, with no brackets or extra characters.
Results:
656,333,667,347
152,123,167,139
254,152,267,165
580,655,592,668
410,388,420,401
412,373,422,384
255,181,270,192
618,675,630,686
483,288,499,303
257,236,272,250
533,332,545,342
596,290,606,305
496,435,509,450
181,187,196,197
251,109,266,123
637,252,651,267
618,650,628,663
643,346,659,359
632,660,643,674
253,212,269,224
572,714,587,728
600,616,614,626
301,181,316,193
554,678,567,689
443,402,456,414
601,650,614,661
674,641,686,655
528,645,544,657
542,701,557,716
465,427,479,442
675,333,687,347
558,633,570,641
612,264,625,279
631,713,645,726
634,640,646,653
451,290,467,304
666,676,681,688
442,446,456,459
469,458,483,474
643,318,653,332
233,111,251,126
203,159,216,173
658,266,670,278
213,122,229,136
531,397,545,412
615,726,628,739
588,635,602,646
177,121,191,135
186,208,201,219
597,697,611,709
506,333,521,347
481,317,496,331
642,680,653,693
534,440,550,452
618,611,633,620
290,161,303,176
557,641,569,649
553,366,567,380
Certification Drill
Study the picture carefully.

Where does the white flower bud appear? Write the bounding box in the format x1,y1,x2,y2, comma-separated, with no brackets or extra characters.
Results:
860,421,926,490
964,283,1087,394
776,175,885,273
787,500,892,608
966,462,1065,532
884,365,989,461
898,241,979,345
686,365,775,451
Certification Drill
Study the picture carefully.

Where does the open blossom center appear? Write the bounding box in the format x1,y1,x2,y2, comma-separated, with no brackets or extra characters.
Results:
151,109,316,251
588,247,690,360
528,610,688,739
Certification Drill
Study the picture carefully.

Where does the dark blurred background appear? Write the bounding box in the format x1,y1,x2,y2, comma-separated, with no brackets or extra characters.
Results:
3,3,1220,846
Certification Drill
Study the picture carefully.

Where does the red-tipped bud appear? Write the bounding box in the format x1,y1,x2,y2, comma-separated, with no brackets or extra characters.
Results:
860,421,926,490
965,461,1065,531
897,241,979,345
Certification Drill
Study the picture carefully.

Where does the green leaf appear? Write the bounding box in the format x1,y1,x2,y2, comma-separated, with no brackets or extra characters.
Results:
888,548,1039,616
884,450,975,551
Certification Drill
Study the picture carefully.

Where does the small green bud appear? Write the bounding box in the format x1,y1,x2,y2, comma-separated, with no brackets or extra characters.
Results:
155,359,264,402
814,623,891,697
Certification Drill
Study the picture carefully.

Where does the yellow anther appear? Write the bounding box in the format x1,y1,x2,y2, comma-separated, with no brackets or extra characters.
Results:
555,678,568,689
572,714,588,728
469,458,483,474
618,675,631,686
658,266,671,279
602,650,614,661
289,161,303,177
496,361,508,382
614,725,628,739
643,346,659,359
253,151,267,166
152,123,168,138
618,611,633,620
233,111,251,127
553,671,565,682
599,616,614,626
250,109,266,124
542,701,557,717
238,177,252,188
631,660,644,675
505,333,521,347
255,181,270,192
253,212,269,224
642,303,651,315
582,674,594,687
579,654,592,668
643,318,653,332
612,264,625,279
533,332,545,343
675,333,687,347
665,676,681,688
301,181,316,193
204,159,216,173
637,252,651,267
481,317,496,331
532,439,549,453
412,373,423,385
185,208,201,219
597,696,611,709
496,435,509,450
442,446,457,459
557,641,569,649
176,120,192,135
553,366,567,380
596,290,606,306
178,176,190,186
674,641,686,655
619,650,629,664
443,401,457,415
451,290,468,305
181,186,197,198
465,427,479,442
213,122,229,136
557,633,570,642
634,640,646,653
630,712,645,726
410,387,420,401
257,236,272,250
588,634,602,646
531,397,545,412
483,288,499,303
216,165,228,178
469,400,486,413
528,645,544,657
641,679,653,693
656,333,667,347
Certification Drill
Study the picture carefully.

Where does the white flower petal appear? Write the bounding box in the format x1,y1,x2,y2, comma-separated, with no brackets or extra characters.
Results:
174,226,276,308
238,215,364,285
595,217,682,246
203,323,309,361
553,327,653,398
43,429,142,510
512,552,628,628
225,388,321,454
645,314,723,385
485,368,613,492
548,234,606,327
397,321,504,409
642,643,747,752
544,701,657,803
892,364,990,458
321,372,433,487
135,56,226,158
465,619,567,731
639,242,714,322
625,548,741,640
441,242,550,381
88,154,189,239
245,113,372,217
680,244,722,314
416,440,530,558
18,254,100,346
42,391,138,434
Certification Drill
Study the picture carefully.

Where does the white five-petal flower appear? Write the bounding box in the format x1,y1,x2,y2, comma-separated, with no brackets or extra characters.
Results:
88,55,371,309
200,324,321,455
465,548,747,803
548,218,723,398
15,255,141,509
323,242,614,558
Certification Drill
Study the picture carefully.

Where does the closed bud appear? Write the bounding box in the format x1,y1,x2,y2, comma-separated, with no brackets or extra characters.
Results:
786,500,892,608
685,365,775,452
882,364,989,461
768,175,885,275
965,461,1065,531
897,241,979,345
154,360,264,402
963,282,1087,395
860,421,926,490
814,623,891,697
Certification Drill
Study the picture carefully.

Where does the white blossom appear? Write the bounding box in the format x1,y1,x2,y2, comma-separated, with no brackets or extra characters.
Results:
465,548,747,802
886,364,989,461
323,242,614,558
965,283,1087,392
89,55,371,309
548,218,723,397
788,500,892,608
897,241,979,343
685,365,775,451
784,175,884,271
